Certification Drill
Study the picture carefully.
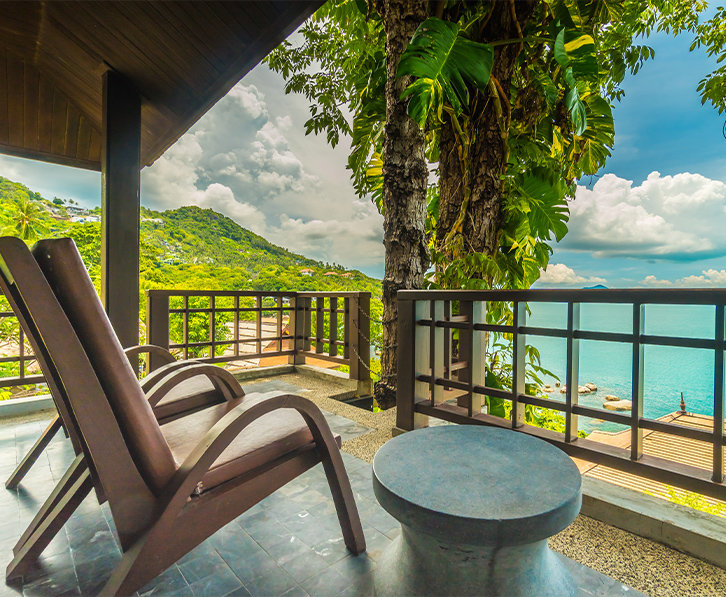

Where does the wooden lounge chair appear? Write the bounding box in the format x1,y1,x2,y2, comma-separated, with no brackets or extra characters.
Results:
0,237,265,577
0,236,365,595
1,244,245,569
5,325,235,489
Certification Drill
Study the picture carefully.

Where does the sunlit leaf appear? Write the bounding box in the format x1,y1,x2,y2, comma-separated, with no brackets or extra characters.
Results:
397,17,493,127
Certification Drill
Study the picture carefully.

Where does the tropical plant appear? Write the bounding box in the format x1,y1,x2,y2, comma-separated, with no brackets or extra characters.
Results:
266,0,720,409
6,196,48,240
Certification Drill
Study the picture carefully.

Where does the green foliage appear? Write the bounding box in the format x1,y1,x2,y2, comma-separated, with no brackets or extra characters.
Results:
397,17,494,127
268,0,722,295
0,177,384,390
652,486,726,519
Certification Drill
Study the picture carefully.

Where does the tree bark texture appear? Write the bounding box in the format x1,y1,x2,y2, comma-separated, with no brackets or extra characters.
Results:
437,1,537,265
372,0,429,409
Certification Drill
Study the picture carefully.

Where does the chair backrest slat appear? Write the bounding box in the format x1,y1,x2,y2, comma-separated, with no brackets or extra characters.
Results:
33,238,177,495
0,237,157,546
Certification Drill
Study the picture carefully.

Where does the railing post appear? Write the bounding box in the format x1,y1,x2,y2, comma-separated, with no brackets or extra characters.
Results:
430,301,445,406
146,291,169,371
329,297,338,357
512,301,526,428
288,294,308,367
631,303,645,460
714,304,724,483
459,300,485,417
565,302,580,442
396,296,429,431
349,293,371,396
315,297,325,354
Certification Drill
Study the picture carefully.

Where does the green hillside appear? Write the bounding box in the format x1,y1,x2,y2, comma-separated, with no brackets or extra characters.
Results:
0,176,381,291
0,176,383,349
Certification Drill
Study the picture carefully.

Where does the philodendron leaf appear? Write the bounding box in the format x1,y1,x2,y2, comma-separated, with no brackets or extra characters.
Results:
397,17,494,127
565,84,587,135
520,173,569,242
555,28,588,135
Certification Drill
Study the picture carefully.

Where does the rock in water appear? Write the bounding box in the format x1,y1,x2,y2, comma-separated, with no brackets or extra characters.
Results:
603,400,632,411
605,394,619,401
585,383,597,391
578,385,591,394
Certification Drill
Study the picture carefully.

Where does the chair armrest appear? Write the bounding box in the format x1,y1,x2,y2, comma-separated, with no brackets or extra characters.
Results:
124,344,176,375
159,393,342,514
139,359,202,393
145,362,244,407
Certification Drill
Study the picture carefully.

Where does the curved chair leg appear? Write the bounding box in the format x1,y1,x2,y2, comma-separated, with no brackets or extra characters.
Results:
101,535,165,597
319,445,367,555
6,414,63,489
298,408,366,555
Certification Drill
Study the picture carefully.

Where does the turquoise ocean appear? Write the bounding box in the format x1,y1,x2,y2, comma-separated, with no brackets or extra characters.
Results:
523,302,718,433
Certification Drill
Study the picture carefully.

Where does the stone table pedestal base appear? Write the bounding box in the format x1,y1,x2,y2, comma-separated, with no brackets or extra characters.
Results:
374,526,575,597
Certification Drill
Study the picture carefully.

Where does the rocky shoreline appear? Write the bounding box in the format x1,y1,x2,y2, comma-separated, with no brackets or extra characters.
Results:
540,380,632,411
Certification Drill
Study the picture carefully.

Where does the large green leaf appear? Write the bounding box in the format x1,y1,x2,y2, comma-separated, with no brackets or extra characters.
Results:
554,29,589,135
519,173,569,242
397,17,494,127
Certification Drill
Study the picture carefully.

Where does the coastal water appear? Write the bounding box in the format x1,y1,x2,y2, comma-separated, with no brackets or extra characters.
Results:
524,302,717,433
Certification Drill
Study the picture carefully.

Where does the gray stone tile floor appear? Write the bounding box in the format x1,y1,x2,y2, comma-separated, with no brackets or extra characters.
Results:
0,415,639,596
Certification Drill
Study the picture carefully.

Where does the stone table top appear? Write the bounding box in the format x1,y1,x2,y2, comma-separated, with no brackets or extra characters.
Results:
372,425,582,546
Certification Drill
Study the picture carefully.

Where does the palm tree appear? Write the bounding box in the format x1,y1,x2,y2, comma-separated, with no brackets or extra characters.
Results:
8,196,48,240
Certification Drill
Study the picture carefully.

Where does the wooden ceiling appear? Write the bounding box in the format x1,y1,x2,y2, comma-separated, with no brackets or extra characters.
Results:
0,1,321,171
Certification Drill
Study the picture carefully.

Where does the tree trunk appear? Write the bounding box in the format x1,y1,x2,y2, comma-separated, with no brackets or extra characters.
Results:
437,1,537,275
373,0,429,409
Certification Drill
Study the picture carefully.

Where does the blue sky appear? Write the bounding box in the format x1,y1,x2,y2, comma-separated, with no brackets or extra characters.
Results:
0,19,724,286
541,26,726,288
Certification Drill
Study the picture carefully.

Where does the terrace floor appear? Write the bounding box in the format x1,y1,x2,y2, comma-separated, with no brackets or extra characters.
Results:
0,371,724,596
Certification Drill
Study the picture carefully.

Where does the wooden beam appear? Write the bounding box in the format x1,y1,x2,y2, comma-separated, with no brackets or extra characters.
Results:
101,71,140,348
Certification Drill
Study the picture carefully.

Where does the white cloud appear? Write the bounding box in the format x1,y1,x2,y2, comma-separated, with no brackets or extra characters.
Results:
273,203,384,267
562,171,726,260
141,76,383,274
142,135,267,233
537,264,607,287
640,269,726,287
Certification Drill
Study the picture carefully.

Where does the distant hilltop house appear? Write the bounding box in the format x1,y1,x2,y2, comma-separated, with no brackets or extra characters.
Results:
341,272,353,278
323,271,338,276
70,215,100,223
299,268,314,276
142,217,164,225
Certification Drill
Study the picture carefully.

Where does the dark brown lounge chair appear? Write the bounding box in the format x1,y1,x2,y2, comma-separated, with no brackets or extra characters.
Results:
5,330,230,489
1,244,246,573
0,236,365,595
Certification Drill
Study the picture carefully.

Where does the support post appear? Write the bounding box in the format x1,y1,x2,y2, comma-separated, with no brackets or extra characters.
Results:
713,304,724,483
631,303,645,460
145,291,169,371
288,295,308,366
458,301,485,417
101,70,141,348
512,301,527,428
565,302,580,442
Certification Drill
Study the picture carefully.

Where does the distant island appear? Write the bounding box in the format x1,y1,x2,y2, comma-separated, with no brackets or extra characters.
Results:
584,284,608,290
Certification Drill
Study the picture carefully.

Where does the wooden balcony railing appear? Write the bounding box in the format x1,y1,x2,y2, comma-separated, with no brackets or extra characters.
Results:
146,290,371,394
0,296,44,391
396,289,726,501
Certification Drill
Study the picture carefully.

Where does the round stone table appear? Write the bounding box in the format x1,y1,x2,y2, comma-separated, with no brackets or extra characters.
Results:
372,425,582,597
